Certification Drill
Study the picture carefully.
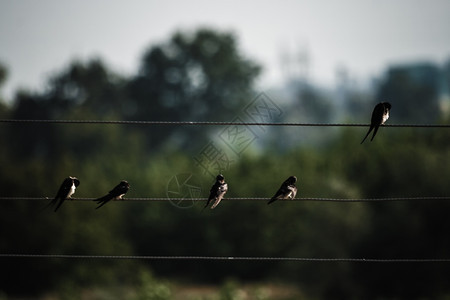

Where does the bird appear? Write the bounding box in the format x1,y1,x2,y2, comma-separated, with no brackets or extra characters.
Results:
361,102,392,144
268,176,297,205
203,174,228,210
46,176,80,212
94,180,130,209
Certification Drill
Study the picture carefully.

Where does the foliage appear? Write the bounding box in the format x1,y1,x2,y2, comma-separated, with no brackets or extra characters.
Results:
377,63,441,123
127,28,261,151
135,270,172,300
0,28,449,299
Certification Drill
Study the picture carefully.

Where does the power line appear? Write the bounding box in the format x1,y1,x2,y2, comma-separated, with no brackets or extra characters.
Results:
1,253,449,263
0,119,449,127
1,196,449,202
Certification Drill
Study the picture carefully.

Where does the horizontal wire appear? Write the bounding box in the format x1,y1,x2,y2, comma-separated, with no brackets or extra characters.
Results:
1,196,449,202
0,119,449,127
1,253,449,263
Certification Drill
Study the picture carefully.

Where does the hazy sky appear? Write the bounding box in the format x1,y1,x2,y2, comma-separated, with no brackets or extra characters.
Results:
1,0,450,100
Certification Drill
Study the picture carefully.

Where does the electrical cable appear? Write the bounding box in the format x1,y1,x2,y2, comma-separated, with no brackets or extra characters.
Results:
1,196,449,202
1,119,449,127
1,253,449,263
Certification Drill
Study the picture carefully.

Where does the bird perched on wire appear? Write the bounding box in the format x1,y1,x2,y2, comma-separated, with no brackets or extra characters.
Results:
361,102,392,144
268,176,297,205
94,180,130,209
203,174,228,210
46,176,80,212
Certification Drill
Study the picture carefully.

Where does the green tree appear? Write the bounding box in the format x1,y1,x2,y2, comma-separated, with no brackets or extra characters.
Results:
297,84,334,123
2,27,450,299
0,60,141,295
0,62,7,103
128,28,261,150
327,126,450,299
377,63,441,123
46,58,128,117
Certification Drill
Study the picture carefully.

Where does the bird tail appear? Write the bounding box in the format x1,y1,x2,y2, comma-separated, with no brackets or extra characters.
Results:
42,197,58,212
210,197,223,209
370,126,380,141
267,197,277,205
360,126,373,144
202,199,212,211
94,195,111,209
53,198,66,212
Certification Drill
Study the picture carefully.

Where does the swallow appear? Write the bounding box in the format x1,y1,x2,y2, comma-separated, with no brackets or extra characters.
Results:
95,180,130,209
361,102,392,144
46,176,80,212
203,174,228,210
268,176,297,204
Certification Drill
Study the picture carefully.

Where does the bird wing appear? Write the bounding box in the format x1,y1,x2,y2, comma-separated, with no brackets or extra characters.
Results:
57,178,73,198
95,183,125,209
204,182,219,208
111,183,129,198
360,125,374,144
362,103,385,144
73,178,80,187
371,103,386,125
272,187,285,199
210,183,228,209
94,194,113,209
288,185,297,199
268,182,288,204
49,178,73,212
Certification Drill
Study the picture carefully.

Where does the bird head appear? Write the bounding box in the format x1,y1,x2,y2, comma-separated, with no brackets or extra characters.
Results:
288,176,297,184
120,180,130,188
216,174,225,183
69,176,80,187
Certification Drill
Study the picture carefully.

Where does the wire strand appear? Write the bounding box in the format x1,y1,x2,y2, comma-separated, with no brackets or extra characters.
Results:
1,253,449,263
0,119,449,127
1,196,449,202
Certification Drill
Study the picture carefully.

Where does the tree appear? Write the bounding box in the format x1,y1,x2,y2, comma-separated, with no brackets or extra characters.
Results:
45,59,128,118
377,63,441,123
0,62,9,112
1,60,140,296
128,28,261,150
297,83,334,123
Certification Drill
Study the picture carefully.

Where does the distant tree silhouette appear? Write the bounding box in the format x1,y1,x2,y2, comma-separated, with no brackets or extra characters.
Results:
377,63,441,123
128,28,261,150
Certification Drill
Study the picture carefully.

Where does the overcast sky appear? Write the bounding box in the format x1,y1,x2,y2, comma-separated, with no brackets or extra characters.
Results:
1,0,450,100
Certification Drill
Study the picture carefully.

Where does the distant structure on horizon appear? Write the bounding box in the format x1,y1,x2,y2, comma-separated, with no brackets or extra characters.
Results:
383,61,450,117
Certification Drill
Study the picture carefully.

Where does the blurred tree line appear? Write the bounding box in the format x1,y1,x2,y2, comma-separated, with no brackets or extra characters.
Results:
0,28,449,299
